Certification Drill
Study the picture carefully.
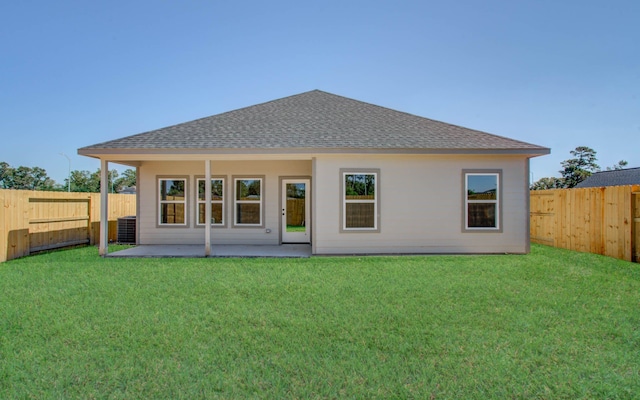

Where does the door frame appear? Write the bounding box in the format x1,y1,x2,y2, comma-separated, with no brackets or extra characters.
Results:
280,177,311,244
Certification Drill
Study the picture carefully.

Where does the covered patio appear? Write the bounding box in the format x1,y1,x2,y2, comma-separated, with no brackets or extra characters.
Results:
107,244,312,258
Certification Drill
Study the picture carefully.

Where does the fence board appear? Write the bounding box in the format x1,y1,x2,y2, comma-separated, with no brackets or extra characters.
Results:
1,190,30,261
529,191,555,245
1,189,136,263
530,185,639,262
556,189,568,250
28,196,90,253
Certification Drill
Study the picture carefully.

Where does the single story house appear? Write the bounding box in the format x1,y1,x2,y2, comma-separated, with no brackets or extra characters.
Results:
575,167,640,188
78,90,550,256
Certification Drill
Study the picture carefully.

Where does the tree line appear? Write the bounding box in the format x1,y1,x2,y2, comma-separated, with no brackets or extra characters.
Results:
531,146,628,190
0,162,136,193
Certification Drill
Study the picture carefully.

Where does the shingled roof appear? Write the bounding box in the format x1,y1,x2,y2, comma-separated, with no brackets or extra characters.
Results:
78,90,549,156
575,167,640,188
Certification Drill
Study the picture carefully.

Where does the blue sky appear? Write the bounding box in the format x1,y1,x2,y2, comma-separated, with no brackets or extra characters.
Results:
1,0,638,184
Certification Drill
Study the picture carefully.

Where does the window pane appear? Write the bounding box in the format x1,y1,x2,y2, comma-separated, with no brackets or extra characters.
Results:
345,174,375,199
467,175,497,200
286,183,305,199
160,203,185,224
212,203,223,224
198,180,205,200
236,203,261,224
198,179,224,201
468,203,496,228
286,183,306,231
236,179,261,201
212,180,223,199
198,203,223,224
198,203,205,224
345,203,375,228
160,179,185,201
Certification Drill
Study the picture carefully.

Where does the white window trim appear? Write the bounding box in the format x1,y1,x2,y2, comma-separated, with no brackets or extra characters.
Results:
233,176,264,227
340,169,380,232
463,170,501,232
196,177,225,227
157,177,188,227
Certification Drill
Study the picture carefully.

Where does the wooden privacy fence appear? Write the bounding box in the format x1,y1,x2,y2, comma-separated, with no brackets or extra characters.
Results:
287,198,305,226
1,189,136,263
530,185,640,263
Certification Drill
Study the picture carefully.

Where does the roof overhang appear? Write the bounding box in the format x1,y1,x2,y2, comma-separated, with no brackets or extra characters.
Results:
78,146,551,161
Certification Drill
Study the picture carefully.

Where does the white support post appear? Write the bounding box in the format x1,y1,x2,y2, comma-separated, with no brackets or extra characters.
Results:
135,166,140,244
99,159,109,256
311,157,316,255
204,160,212,256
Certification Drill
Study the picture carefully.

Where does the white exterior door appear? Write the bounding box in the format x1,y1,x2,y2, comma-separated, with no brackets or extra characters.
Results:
281,179,310,243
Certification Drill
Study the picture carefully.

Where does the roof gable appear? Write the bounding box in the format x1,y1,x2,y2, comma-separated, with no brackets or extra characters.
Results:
78,90,549,156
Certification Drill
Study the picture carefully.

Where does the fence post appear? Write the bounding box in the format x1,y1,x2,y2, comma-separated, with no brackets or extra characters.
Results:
632,186,640,262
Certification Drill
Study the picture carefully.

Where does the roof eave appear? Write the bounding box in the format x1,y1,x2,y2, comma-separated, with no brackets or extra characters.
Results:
78,146,550,158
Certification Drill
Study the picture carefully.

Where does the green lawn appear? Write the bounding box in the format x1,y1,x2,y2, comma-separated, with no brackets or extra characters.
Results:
1,245,639,399
286,224,306,232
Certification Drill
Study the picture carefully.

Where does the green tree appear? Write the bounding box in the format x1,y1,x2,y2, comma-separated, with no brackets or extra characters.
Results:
0,161,12,188
0,162,56,190
113,169,136,193
65,168,122,193
247,180,261,197
559,146,600,188
345,174,375,196
606,160,628,171
530,176,565,190
68,170,96,192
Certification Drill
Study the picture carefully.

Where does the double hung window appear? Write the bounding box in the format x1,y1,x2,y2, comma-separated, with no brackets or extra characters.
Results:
234,177,263,226
158,178,187,226
197,178,224,226
341,170,379,231
464,171,500,230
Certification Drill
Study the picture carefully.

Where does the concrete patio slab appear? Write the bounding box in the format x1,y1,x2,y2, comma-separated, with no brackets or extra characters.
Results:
107,244,312,258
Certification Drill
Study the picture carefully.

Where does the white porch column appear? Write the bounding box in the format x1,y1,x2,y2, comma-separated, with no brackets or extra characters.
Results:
135,166,141,244
99,159,109,256
311,157,317,255
204,160,212,256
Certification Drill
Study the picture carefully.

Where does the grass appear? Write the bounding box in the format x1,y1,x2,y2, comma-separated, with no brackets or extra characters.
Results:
1,245,639,399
